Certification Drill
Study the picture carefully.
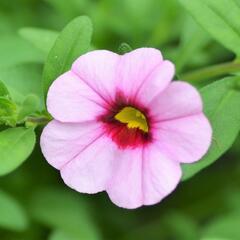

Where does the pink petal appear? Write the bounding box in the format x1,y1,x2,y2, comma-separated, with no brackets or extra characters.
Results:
47,71,106,122
106,146,182,209
60,135,118,194
106,149,143,209
136,60,174,104
142,144,182,206
152,114,212,163
72,50,120,102
40,120,103,169
117,48,163,100
148,81,203,121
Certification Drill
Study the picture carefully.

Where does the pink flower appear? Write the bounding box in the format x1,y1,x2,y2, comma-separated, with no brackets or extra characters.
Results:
40,48,212,209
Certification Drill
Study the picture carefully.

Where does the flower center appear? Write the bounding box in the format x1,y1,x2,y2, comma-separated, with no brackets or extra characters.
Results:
98,91,152,149
114,106,149,133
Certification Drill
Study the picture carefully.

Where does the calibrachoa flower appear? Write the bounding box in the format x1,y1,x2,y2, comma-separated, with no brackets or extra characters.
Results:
40,48,212,209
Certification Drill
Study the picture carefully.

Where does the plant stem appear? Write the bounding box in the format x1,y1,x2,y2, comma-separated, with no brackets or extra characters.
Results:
181,61,240,82
26,116,51,125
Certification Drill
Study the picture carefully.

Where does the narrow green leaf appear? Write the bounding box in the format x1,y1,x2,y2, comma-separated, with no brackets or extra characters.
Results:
0,190,28,231
17,94,40,122
0,80,10,97
182,77,240,180
0,127,36,176
42,16,92,97
179,0,240,56
0,97,18,127
30,187,100,240
19,27,59,54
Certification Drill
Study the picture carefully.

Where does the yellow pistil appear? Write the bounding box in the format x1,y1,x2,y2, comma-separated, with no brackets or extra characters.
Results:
114,106,149,132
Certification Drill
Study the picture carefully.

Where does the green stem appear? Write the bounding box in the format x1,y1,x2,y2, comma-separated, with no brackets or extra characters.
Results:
181,61,240,82
26,116,51,125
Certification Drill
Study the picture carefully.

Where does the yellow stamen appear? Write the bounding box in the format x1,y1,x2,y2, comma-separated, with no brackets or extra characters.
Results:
114,106,149,132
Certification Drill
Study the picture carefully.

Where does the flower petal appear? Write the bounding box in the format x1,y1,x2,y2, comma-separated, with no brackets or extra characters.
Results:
142,145,182,206
72,50,120,102
60,135,118,194
40,120,104,169
152,114,212,163
47,71,107,122
117,48,163,100
136,60,174,104
148,81,203,121
106,149,143,209
106,146,182,209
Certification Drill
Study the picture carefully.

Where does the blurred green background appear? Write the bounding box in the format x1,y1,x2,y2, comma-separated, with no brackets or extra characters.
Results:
0,0,240,239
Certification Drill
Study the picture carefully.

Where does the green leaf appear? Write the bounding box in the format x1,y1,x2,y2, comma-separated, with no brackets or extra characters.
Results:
182,77,240,180
201,238,231,240
0,80,10,97
17,94,40,122
19,27,59,54
121,212,199,240
49,230,73,240
0,63,43,104
0,97,18,127
42,16,92,97
30,187,100,240
175,15,210,73
0,127,36,176
201,215,240,239
179,0,240,56
44,0,90,20
161,213,199,240
201,239,230,240
49,229,83,240
0,34,44,68
0,189,28,231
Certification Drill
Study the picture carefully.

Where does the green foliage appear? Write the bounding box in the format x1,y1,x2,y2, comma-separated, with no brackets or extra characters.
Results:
0,35,44,68
122,212,199,240
118,43,132,54
17,94,40,122
175,16,210,73
182,77,240,180
48,229,100,240
0,80,10,97
0,82,17,127
225,190,240,213
201,215,240,239
49,229,86,240
44,0,90,21
42,16,92,97
217,190,240,238
0,97,18,127
30,187,101,240
0,189,28,231
179,0,240,56
19,27,59,55
0,63,43,104
0,127,36,176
